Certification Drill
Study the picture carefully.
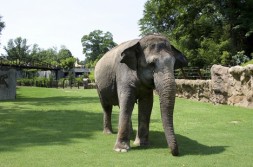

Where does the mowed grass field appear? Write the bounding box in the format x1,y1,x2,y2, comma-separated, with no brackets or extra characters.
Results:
0,87,252,167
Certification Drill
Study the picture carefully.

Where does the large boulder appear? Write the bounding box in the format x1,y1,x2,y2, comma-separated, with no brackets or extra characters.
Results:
210,65,230,104
227,65,253,108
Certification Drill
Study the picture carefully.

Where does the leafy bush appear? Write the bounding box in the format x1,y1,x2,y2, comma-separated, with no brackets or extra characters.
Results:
88,71,95,83
17,78,34,86
17,77,54,87
231,51,250,65
242,59,253,66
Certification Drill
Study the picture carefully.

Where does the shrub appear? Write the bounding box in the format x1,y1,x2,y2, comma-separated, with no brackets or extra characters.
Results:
231,51,250,65
17,78,34,86
88,71,95,83
242,59,253,66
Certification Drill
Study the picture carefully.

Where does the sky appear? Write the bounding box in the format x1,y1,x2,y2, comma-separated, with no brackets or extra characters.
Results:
0,0,147,60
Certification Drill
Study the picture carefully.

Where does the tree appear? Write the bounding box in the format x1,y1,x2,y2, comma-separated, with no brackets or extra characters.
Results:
57,46,72,60
31,46,75,68
216,0,253,56
30,44,41,62
3,37,76,69
36,48,57,66
57,46,75,69
81,30,117,67
0,15,5,45
4,37,30,65
60,56,76,69
139,0,253,67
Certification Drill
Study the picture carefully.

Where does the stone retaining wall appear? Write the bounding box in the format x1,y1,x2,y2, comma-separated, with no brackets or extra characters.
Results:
176,64,253,108
0,68,16,100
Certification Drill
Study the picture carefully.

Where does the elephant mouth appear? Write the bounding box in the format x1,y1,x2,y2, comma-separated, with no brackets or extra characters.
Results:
146,79,155,89
138,72,155,89
141,80,155,89
150,78,155,88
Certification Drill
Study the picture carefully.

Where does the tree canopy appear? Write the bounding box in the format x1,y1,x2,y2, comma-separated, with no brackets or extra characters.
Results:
0,15,5,45
4,37,30,65
81,30,117,67
2,37,75,69
139,0,253,67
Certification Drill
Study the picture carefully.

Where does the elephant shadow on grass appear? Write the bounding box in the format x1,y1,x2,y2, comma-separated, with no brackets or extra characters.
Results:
132,131,227,156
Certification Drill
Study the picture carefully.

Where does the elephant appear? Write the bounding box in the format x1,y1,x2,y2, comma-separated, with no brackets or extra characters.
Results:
94,34,187,156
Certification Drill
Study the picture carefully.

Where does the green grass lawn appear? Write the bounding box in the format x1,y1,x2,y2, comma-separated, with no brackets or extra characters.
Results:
0,87,252,167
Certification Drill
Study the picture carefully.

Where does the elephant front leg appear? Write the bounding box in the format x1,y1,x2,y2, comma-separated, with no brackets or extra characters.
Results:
114,92,135,152
134,91,153,146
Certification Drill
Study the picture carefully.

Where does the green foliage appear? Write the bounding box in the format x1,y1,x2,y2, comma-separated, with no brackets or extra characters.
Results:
85,58,99,68
0,15,5,45
2,37,75,69
75,77,83,84
81,30,117,67
3,37,30,64
231,51,250,66
58,46,72,60
58,78,67,87
0,87,253,166
221,51,231,66
57,77,85,88
17,77,52,87
60,57,76,69
242,59,253,66
67,71,75,87
88,70,95,82
17,78,34,86
139,0,253,67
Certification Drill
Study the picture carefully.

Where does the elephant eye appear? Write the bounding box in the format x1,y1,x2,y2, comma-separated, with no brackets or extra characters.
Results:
158,43,166,51
149,44,156,50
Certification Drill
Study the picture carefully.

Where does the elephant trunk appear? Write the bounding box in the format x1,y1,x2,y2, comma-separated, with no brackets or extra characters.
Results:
154,72,179,156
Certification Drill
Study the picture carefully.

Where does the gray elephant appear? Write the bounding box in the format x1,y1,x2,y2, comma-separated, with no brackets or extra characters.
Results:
94,34,187,156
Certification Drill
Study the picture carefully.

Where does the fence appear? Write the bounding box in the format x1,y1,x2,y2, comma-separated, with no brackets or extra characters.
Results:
174,67,211,80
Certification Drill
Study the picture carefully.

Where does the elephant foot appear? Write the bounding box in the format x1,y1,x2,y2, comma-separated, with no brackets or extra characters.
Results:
103,128,113,134
133,137,149,146
114,141,130,153
169,144,179,156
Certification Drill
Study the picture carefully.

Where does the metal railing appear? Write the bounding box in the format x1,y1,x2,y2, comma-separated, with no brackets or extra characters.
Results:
174,67,211,80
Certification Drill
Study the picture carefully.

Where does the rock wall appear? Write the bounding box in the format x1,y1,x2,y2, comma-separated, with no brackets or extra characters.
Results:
0,68,16,100
176,64,253,108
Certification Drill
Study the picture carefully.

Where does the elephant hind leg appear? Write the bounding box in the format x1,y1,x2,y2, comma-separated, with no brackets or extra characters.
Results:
102,104,113,134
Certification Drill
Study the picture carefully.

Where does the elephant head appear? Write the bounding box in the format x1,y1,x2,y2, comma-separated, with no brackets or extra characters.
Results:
120,34,187,156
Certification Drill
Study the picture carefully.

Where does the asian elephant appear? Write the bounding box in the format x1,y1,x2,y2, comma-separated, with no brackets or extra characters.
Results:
94,34,187,156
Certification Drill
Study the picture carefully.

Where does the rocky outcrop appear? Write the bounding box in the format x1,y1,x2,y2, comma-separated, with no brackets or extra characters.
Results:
210,65,230,104
176,64,253,108
227,65,253,108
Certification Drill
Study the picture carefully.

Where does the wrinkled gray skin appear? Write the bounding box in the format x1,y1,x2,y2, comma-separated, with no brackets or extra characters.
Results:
95,34,187,156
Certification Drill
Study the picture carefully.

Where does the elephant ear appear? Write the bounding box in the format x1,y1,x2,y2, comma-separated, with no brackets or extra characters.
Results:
120,39,141,70
171,45,188,69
